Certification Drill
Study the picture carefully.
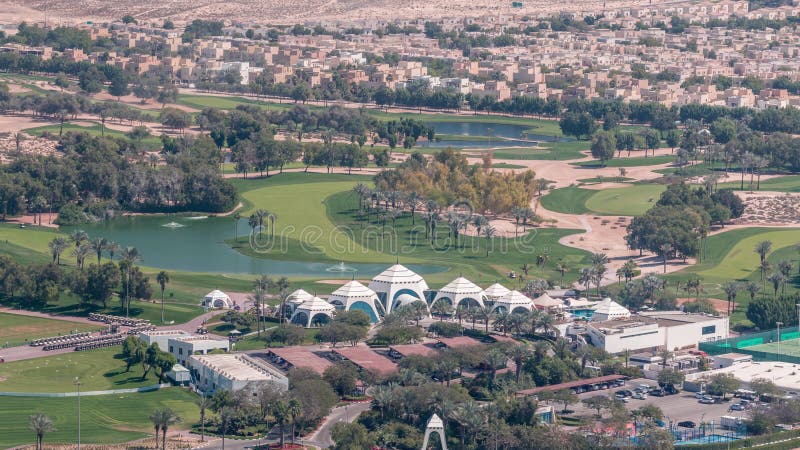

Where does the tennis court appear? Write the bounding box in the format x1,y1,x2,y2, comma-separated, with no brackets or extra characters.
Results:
700,325,800,363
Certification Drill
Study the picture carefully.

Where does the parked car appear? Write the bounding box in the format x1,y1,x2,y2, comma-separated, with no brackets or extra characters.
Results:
616,389,634,397
699,397,716,404
650,389,666,397
695,392,707,399
638,384,651,392
632,393,647,400
678,421,697,428
730,403,745,411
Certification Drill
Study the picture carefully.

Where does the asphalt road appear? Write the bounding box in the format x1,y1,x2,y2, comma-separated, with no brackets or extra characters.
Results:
570,378,750,427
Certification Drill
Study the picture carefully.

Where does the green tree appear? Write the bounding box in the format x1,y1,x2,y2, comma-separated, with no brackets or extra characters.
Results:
156,271,169,323
330,422,372,450
706,373,740,399
590,130,617,166
272,400,290,448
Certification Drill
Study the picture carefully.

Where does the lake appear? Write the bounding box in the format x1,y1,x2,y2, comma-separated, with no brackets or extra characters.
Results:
420,121,570,148
70,216,446,277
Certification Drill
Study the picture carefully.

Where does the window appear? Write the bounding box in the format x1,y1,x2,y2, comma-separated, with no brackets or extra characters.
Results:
702,325,716,335
179,348,183,355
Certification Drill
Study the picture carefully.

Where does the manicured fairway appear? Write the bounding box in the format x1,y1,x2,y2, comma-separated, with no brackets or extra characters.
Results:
694,228,800,281
539,187,594,214
583,184,666,216
492,141,588,160
0,389,199,448
572,155,673,168
718,174,800,193
24,123,162,148
0,313,100,348
0,347,161,393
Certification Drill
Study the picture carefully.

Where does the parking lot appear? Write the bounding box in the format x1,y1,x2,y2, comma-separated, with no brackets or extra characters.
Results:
571,379,750,426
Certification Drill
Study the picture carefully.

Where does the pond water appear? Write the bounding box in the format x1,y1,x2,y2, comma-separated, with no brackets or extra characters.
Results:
420,121,571,148
69,216,446,277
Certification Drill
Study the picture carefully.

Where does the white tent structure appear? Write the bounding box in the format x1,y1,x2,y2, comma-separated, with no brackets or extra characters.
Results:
533,293,563,311
202,290,232,309
483,283,511,304
290,296,335,328
591,298,631,322
491,290,533,314
368,264,430,315
328,280,383,323
430,277,486,311
284,289,315,316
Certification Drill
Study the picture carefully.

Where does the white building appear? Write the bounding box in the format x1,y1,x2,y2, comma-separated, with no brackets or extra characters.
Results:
430,277,486,311
368,264,430,315
491,290,533,314
202,290,233,309
168,335,230,367
139,330,190,350
591,298,631,322
289,296,336,327
284,289,315,316
585,311,729,354
328,280,383,323
189,353,289,394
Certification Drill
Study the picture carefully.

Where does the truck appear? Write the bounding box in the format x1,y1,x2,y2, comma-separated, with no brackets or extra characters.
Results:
720,416,744,430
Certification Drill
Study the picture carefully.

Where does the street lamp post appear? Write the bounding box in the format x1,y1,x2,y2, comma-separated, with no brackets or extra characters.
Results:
74,377,82,450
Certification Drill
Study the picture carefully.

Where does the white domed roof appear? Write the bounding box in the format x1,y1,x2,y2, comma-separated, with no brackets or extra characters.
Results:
498,290,533,305
297,296,336,312
483,283,511,299
370,264,428,288
533,293,562,308
438,277,483,296
287,289,314,304
591,298,630,320
205,289,229,300
330,280,377,300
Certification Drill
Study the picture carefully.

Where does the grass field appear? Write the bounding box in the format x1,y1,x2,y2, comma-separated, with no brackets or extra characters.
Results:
572,155,673,168
583,185,666,216
24,123,162,149
492,141,588,161
718,175,800,193
539,187,594,214
0,389,199,448
747,338,800,358
539,184,665,216
0,313,100,348
0,347,164,393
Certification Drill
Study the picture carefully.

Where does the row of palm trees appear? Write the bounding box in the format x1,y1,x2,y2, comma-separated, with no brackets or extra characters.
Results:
244,209,278,239
48,232,153,319
429,301,558,339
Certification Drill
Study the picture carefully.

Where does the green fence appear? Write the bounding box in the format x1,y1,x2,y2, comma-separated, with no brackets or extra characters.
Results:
699,325,800,364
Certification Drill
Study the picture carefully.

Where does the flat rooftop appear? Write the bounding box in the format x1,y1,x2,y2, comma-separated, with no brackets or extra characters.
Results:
389,344,438,358
268,346,333,375
192,354,284,381
173,335,227,343
436,336,483,348
333,345,398,375
687,361,800,392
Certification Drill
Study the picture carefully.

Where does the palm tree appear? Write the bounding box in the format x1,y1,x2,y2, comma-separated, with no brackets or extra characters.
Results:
272,400,290,448
746,281,760,303
768,272,785,296
29,413,54,450
431,300,451,320
511,205,523,237
157,271,170,323
760,260,772,282
90,237,108,264
288,398,302,445
107,241,121,261
755,240,773,264
475,305,493,333
452,401,486,446
155,407,181,450
70,229,89,247
723,281,742,316
659,243,673,273
120,246,142,318
658,349,673,368
483,225,496,257
248,213,259,236
196,394,209,442
48,237,69,264
219,406,234,450
406,191,422,225
370,384,397,420
232,212,241,243
555,260,570,286
149,409,162,447
507,344,531,383
72,242,91,269
483,349,508,388
578,267,593,293
472,214,489,235
493,309,511,335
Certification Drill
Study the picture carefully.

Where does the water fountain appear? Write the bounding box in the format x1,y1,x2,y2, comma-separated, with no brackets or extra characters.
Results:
326,261,358,273
162,221,185,229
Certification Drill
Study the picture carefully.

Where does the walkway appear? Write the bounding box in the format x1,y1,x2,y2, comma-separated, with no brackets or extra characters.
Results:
305,401,372,449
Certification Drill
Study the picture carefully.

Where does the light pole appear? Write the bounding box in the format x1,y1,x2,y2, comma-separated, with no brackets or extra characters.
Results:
777,322,784,363
74,376,81,450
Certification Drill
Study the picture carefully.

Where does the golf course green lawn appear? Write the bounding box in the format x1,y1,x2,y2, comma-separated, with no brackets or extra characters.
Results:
540,184,665,216
0,347,163,393
492,141,588,161
584,185,666,216
577,177,634,183
24,123,162,148
718,174,800,193
0,313,100,348
539,187,594,214
572,155,673,168
687,227,800,282
491,163,527,169
0,388,199,448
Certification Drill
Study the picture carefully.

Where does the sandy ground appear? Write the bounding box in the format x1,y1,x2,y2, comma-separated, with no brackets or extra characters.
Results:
93,92,200,113
4,0,673,25
6,212,58,228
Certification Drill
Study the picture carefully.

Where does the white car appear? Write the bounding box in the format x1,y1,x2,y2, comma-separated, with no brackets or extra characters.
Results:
632,393,647,400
